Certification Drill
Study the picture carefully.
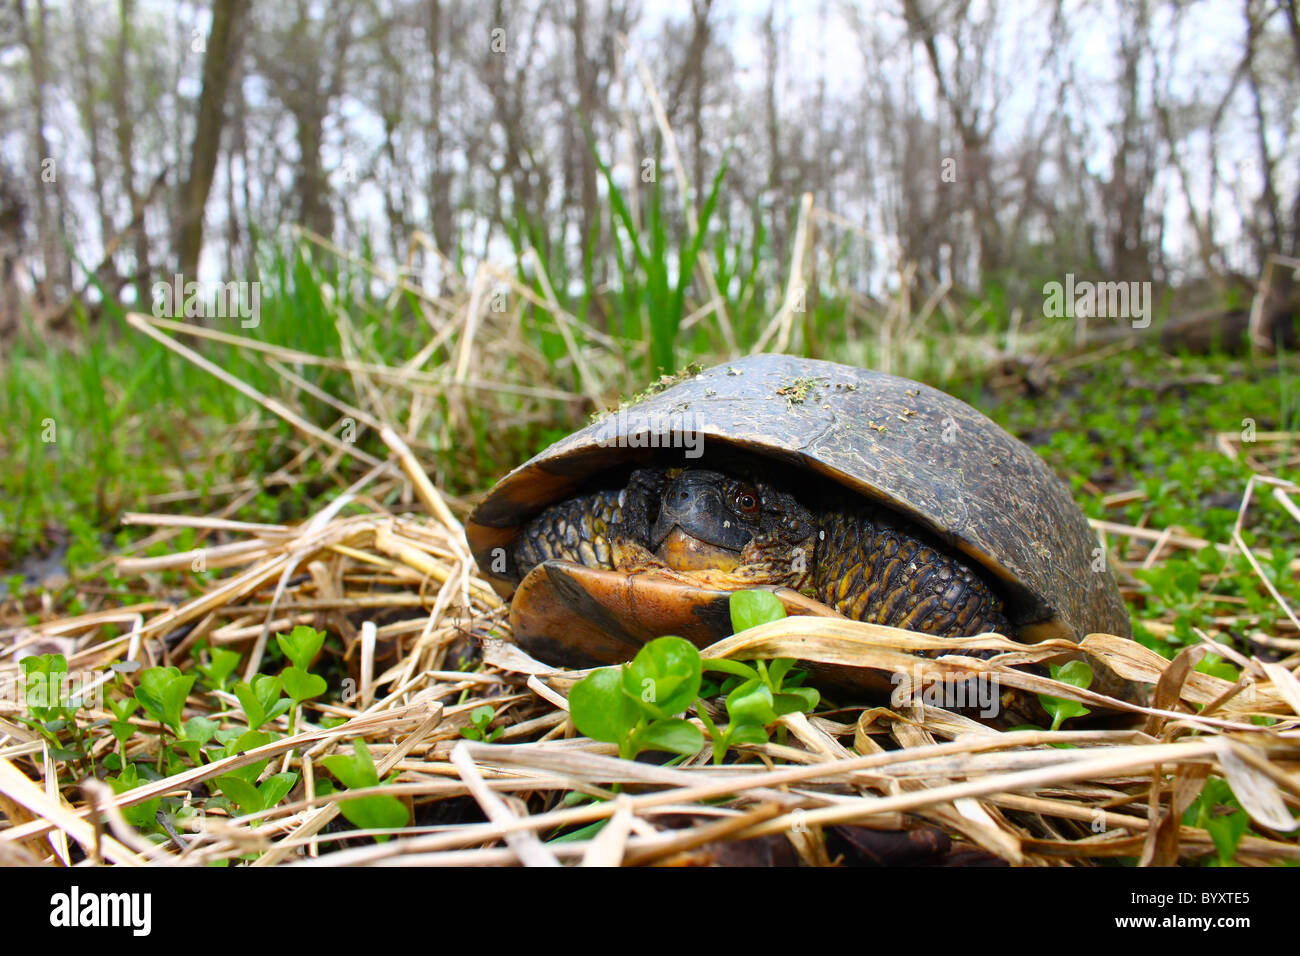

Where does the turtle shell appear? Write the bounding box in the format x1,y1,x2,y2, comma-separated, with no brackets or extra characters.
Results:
467,354,1130,645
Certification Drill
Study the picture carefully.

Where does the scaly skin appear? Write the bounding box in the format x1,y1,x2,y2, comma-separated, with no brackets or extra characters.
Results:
509,488,624,574
509,469,666,577
511,467,1009,638
813,503,1007,636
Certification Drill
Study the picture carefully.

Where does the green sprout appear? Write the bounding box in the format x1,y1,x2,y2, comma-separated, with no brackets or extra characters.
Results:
1038,660,1094,731
568,636,705,761
460,705,504,742
320,738,410,841
567,591,819,767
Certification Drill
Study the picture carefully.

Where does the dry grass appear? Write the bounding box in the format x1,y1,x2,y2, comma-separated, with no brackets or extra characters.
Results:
1,404,1298,865
2,232,1299,868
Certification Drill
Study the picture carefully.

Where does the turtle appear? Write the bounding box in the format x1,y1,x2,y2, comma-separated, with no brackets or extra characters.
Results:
467,354,1137,717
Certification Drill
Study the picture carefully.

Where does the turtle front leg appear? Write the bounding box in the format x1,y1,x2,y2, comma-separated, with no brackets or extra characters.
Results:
511,468,671,579
511,489,624,577
608,468,674,572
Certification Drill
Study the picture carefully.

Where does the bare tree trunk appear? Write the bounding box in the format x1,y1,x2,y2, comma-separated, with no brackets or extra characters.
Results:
1108,0,1156,279
111,0,152,307
899,0,1001,277
0,166,27,332
1281,0,1300,74
667,0,713,206
72,11,118,290
235,77,257,278
223,133,237,279
427,0,454,258
1243,0,1282,262
761,5,786,272
16,0,66,306
256,0,356,244
176,0,250,280
1287,0,1300,255
295,99,332,239
569,0,600,277
483,0,547,253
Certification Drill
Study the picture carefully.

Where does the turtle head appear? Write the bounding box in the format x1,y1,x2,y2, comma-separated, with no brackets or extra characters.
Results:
649,468,816,582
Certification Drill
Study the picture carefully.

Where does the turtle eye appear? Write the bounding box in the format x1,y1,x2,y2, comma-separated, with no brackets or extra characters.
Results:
731,484,761,516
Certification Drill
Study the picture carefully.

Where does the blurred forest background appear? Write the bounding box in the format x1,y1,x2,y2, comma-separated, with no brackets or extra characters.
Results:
1,0,1299,579
2,0,1298,326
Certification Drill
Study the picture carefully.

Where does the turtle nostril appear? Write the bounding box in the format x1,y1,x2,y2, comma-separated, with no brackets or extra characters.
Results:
679,492,688,500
